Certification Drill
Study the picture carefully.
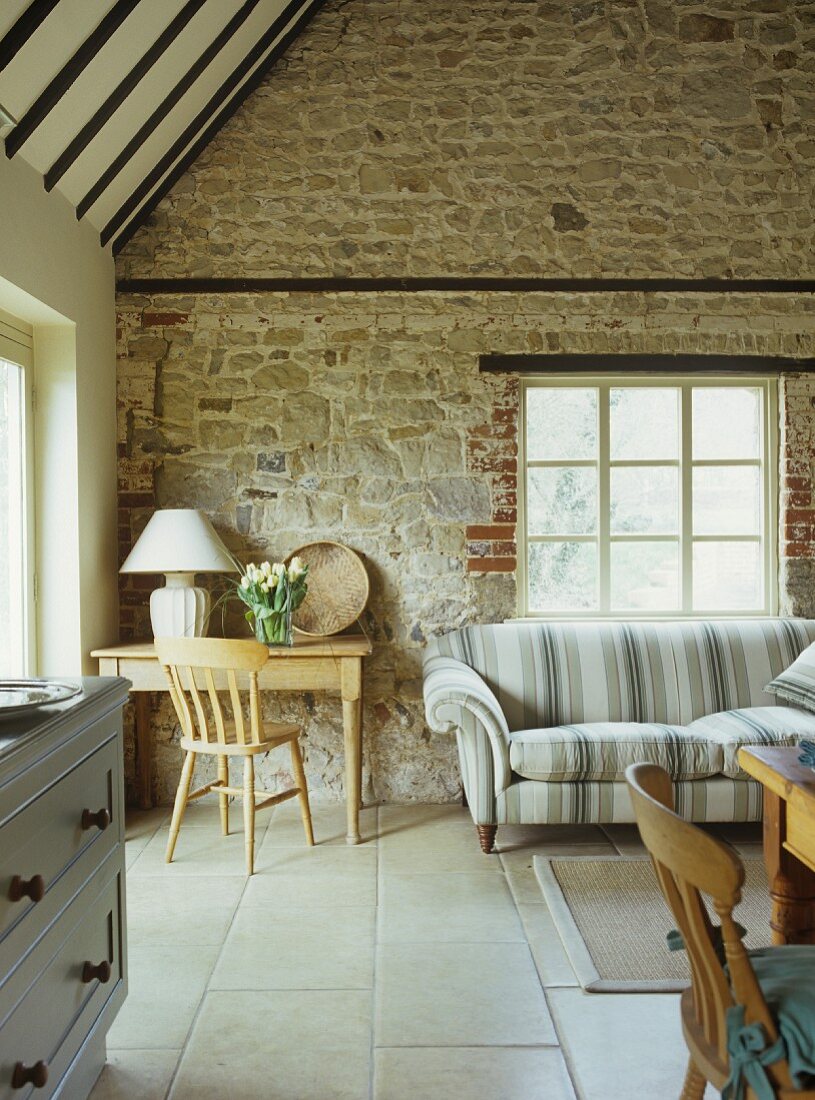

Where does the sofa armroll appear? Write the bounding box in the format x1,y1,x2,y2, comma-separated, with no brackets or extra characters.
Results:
423,656,513,806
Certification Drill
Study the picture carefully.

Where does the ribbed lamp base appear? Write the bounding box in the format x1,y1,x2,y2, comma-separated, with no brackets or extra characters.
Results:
149,574,210,637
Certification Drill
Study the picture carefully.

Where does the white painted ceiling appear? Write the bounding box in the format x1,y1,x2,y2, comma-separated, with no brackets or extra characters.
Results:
0,0,318,250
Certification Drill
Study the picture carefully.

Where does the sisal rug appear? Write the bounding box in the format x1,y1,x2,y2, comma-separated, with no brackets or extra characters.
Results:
534,854,773,993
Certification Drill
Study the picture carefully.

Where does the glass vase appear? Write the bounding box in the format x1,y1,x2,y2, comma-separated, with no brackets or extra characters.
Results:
253,603,293,647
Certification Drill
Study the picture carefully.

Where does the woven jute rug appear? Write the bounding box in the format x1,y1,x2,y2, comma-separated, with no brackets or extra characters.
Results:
534,854,773,993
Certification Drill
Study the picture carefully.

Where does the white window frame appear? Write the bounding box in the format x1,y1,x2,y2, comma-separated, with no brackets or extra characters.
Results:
518,374,778,620
0,308,36,674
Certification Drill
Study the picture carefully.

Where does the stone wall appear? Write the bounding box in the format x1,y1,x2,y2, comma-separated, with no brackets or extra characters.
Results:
115,0,815,805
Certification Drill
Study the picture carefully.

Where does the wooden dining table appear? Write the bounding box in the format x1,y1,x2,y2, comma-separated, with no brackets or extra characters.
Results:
738,744,815,945
92,634,372,844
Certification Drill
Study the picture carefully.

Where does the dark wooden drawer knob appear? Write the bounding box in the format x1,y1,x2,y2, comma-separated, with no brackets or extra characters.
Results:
8,874,45,903
82,958,111,984
81,807,110,831
11,1060,48,1089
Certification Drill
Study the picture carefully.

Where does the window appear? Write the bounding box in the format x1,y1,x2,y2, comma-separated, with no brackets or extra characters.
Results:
0,309,35,675
519,376,777,617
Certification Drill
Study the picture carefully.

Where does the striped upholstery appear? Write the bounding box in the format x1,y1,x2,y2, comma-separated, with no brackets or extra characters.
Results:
423,619,815,827
509,723,724,782
687,706,815,778
766,641,815,714
495,776,764,825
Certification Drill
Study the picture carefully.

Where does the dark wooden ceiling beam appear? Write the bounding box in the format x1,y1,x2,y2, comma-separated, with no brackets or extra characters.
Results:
5,0,141,159
76,0,262,222
115,277,815,294
102,0,317,247
0,0,62,74
44,0,207,192
111,0,327,254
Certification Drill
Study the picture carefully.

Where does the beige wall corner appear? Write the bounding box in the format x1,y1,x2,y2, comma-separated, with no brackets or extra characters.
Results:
0,153,117,674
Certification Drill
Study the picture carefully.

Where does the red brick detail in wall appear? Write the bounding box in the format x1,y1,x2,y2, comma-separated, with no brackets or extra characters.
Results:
465,376,518,573
780,389,815,560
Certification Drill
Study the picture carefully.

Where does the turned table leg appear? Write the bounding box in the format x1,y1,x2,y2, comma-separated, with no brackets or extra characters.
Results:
341,658,363,845
477,824,497,854
764,789,815,944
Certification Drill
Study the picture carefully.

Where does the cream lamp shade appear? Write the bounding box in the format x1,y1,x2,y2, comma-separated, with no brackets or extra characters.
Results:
120,509,237,637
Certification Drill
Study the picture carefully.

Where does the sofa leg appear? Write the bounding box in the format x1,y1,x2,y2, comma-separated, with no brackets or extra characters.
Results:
477,824,497,854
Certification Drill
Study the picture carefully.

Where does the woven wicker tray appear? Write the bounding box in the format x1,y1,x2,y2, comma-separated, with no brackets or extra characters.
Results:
286,541,369,636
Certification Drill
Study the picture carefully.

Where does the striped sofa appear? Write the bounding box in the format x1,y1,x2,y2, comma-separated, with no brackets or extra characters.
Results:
423,619,815,853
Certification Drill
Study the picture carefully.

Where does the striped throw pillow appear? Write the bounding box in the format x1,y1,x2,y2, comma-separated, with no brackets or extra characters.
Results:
765,642,815,714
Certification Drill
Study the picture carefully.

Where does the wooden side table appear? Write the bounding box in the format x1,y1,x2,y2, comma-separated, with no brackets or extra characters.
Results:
92,635,372,844
738,744,815,945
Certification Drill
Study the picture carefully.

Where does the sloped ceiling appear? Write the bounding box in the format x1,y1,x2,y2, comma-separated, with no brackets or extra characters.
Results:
0,0,325,253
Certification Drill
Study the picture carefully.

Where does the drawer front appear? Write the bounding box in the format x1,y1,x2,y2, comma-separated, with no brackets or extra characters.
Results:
0,737,119,975
0,867,123,1099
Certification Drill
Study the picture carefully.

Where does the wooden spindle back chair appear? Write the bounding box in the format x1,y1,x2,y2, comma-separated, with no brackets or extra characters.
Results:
156,637,314,874
626,763,815,1100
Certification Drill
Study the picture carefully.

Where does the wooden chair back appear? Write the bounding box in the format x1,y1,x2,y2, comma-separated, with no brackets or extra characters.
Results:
155,637,269,748
625,763,795,1094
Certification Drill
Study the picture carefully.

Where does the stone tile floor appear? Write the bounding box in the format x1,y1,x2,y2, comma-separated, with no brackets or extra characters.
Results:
91,801,759,1098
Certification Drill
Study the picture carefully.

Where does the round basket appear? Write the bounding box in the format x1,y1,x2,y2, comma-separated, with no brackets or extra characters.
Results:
285,541,369,637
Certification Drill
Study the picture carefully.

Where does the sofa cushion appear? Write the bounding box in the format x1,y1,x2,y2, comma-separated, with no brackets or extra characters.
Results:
508,722,724,782
765,641,815,715
686,706,815,778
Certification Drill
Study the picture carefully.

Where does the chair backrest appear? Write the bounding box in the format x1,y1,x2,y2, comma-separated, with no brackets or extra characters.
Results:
625,763,792,1092
155,637,269,747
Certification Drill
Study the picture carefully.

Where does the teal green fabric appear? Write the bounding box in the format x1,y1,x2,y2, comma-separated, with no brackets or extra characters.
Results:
723,1005,786,1100
723,945,815,1099
666,923,746,965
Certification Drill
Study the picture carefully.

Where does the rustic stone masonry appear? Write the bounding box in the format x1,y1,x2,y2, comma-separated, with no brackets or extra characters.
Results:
115,0,815,804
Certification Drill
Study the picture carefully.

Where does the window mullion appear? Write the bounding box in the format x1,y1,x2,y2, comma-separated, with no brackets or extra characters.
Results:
598,384,610,614
681,384,693,613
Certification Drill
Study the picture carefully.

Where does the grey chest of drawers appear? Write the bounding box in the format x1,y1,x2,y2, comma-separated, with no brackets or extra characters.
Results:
0,677,131,1099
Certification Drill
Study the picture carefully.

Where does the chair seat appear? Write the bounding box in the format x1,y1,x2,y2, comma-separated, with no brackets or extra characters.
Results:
180,721,300,756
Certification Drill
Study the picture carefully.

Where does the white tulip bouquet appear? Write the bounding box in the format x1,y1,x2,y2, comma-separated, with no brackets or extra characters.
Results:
235,557,308,646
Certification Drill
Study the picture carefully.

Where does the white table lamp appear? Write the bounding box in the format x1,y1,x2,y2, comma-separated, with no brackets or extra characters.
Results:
120,509,238,637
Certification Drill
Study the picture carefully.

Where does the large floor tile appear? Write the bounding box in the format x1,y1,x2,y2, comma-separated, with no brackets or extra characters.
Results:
90,1049,179,1100
378,872,523,943
171,990,371,1099
375,942,556,1047
266,801,379,846
601,824,648,857
129,826,275,876
517,905,579,987
379,824,503,874
107,945,219,1049
498,825,617,862
250,844,378,905
210,905,376,989
126,875,244,945
374,1046,576,1100
547,988,704,1099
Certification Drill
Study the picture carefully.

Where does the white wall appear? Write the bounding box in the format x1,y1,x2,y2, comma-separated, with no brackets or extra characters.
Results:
0,153,117,674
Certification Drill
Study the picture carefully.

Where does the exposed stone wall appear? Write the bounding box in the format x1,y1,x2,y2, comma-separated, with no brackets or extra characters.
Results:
115,0,815,805
119,0,815,282
116,291,815,805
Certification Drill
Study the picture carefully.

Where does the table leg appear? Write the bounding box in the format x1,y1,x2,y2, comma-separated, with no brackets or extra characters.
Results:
134,693,153,811
763,789,815,945
341,658,362,845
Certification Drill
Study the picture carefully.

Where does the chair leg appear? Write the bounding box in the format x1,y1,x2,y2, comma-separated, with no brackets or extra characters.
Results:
218,755,229,836
166,751,195,864
289,737,315,846
477,824,497,854
679,1057,706,1100
243,756,255,875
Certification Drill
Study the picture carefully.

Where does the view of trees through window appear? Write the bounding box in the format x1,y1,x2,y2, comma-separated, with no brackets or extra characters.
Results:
0,358,27,675
523,379,771,616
